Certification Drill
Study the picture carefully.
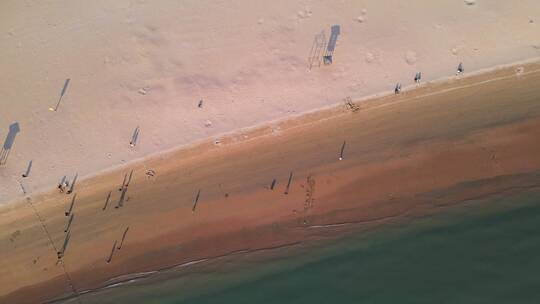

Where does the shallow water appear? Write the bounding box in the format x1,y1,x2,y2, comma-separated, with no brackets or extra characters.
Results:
65,187,540,304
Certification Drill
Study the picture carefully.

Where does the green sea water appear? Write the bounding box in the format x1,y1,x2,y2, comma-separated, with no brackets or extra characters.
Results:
67,186,540,304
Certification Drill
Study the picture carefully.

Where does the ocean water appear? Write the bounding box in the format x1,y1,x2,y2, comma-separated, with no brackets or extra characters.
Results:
66,187,540,304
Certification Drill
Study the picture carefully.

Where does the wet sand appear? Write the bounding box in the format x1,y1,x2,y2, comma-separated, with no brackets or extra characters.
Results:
2,61,540,303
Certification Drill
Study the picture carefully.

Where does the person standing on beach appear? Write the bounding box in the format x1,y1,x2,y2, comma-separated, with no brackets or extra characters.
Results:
58,176,69,193
414,72,422,83
457,62,464,75
130,127,139,147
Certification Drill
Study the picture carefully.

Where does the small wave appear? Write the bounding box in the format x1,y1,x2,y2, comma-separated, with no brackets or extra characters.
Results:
104,279,139,289
172,258,208,270
308,223,351,228
104,270,158,286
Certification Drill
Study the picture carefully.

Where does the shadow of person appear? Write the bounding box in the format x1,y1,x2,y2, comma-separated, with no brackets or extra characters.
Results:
0,122,20,165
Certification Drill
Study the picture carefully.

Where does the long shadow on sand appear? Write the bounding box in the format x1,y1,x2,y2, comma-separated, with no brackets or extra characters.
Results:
0,122,20,165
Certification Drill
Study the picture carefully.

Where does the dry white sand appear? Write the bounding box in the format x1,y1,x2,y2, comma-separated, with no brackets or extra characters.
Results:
1,0,539,204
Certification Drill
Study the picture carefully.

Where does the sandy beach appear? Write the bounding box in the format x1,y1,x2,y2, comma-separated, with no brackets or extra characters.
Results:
2,1,540,302
1,60,540,303
1,0,539,204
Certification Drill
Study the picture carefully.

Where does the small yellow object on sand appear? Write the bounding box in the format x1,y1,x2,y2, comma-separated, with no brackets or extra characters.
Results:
48,107,55,112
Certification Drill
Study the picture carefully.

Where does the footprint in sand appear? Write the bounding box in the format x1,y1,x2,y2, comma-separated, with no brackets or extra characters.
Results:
365,52,376,63
405,51,417,65
355,8,368,23
296,8,312,19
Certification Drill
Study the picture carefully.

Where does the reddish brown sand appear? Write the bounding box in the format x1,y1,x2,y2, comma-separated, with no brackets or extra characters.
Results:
1,61,540,303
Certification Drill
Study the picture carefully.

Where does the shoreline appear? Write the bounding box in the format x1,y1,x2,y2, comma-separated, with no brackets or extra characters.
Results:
54,177,540,304
4,56,540,207
51,171,540,303
2,59,540,303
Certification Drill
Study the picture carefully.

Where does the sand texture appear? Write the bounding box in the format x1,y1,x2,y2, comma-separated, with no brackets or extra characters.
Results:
1,61,540,303
1,0,540,203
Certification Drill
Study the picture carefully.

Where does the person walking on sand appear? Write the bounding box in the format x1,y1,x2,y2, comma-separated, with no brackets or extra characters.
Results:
414,72,422,83
394,83,401,94
130,126,139,147
58,176,69,193
457,62,464,75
